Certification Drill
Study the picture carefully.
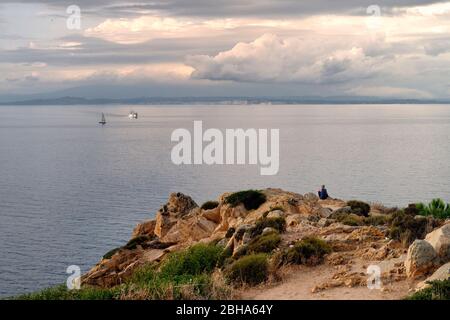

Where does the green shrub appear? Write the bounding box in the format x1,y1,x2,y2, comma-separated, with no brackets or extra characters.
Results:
225,254,268,286
201,201,219,210
403,203,419,216
276,237,331,266
225,190,267,210
103,247,121,260
235,233,281,258
347,200,371,217
218,245,233,268
250,217,286,237
14,284,119,300
388,210,439,246
406,279,450,300
364,215,390,226
160,243,223,277
340,214,365,226
128,265,217,300
416,199,450,219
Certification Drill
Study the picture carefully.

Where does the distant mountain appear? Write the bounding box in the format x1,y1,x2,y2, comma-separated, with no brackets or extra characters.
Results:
1,96,450,106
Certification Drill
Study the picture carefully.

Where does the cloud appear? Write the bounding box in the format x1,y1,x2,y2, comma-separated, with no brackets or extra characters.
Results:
187,34,383,84
6,1,449,18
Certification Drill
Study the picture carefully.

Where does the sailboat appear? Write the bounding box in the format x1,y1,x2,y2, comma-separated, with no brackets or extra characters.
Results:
99,113,106,125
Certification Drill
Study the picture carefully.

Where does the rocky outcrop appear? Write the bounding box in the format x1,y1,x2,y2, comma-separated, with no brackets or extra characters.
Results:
416,261,450,290
405,240,438,278
81,187,446,297
425,223,450,262
132,220,156,238
154,192,198,238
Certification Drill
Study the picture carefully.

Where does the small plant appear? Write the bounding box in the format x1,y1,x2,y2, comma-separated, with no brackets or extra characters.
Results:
340,214,365,226
225,254,268,286
225,190,267,210
388,210,439,247
347,200,371,217
364,215,389,226
416,199,450,219
235,233,281,257
249,217,286,237
160,243,223,277
275,237,331,266
406,279,450,300
217,245,233,268
201,200,219,210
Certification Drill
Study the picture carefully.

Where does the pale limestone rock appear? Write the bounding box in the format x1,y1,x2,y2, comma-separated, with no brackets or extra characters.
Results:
201,206,221,223
416,262,450,290
267,210,285,219
425,223,450,262
405,240,438,278
132,219,156,238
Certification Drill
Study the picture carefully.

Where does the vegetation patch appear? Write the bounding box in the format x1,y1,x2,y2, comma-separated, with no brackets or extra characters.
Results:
405,279,450,300
225,254,269,286
14,284,120,300
364,215,390,226
235,233,281,258
275,237,331,266
225,190,267,210
347,200,371,217
249,217,286,237
416,199,450,219
201,200,219,210
388,209,441,247
160,243,223,277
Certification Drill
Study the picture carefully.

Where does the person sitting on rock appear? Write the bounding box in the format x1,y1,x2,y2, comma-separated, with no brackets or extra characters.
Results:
318,185,329,200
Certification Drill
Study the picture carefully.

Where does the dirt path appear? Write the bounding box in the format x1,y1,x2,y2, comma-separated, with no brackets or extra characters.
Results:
241,259,417,300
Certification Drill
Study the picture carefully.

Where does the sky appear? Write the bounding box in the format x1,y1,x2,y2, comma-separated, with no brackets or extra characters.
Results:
1,0,450,99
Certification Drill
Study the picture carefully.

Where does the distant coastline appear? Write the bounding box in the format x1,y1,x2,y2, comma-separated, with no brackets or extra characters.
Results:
2,96,450,106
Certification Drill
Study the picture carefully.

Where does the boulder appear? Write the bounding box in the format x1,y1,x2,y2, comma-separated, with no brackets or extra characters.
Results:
425,223,450,262
405,240,438,278
262,227,278,236
416,262,450,290
165,192,198,218
267,210,285,219
154,192,199,238
131,220,156,238
317,207,333,218
304,192,319,202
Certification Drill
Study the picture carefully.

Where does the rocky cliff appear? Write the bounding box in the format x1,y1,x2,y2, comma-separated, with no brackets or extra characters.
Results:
81,188,450,299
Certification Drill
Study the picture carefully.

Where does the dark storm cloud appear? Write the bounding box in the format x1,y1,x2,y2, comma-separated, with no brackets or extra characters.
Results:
5,0,449,17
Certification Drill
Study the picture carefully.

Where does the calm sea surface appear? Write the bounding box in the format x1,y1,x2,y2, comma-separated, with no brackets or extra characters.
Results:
0,104,449,297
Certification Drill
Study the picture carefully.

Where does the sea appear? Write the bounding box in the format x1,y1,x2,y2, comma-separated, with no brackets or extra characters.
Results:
0,104,449,297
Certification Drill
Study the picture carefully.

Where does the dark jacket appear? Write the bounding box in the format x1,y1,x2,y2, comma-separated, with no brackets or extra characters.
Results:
318,188,329,200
